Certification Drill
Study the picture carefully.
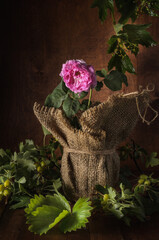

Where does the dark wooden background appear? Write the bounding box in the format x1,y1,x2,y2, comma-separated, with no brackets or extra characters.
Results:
1,0,159,156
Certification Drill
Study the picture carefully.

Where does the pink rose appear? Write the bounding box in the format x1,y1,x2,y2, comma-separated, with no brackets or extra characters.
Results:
59,59,97,93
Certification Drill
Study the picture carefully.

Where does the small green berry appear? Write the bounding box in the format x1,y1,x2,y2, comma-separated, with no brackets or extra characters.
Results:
138,179,144,185
4,179,10,188
0,184,4,192
144,180,151,186
140,174,148,180
103,194,109,202
3,189,10,197
37,166,42,173
40,161,45,167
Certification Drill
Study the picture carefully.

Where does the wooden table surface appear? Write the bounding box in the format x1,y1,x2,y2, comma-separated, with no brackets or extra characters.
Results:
0,207,159,240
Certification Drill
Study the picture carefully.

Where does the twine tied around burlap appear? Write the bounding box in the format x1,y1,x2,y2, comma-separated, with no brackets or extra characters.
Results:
33,85,158,200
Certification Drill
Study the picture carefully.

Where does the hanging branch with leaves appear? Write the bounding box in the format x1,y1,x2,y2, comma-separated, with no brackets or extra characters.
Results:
91,0,158,91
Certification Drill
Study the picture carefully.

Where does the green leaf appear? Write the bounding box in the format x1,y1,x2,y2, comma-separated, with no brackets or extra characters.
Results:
53,178,62,192
107,36,118,53
91,0,114,22
25,194,71,216
110,206,124,219
146,152,159,167
104,70,128,91
10,195,31,210
95,81,104,91
0,149,11,166
41,125,51,136
96,68,107,78
108,187,116,199
115,0,137,24
108,54,123,72
63,96,80,118
25,194,92,235
71,91,88,100
18,140,36,153
114,23,123,34
80,99,89,111
120,24,157,47
15,154,36,172
59,198,93,233
108,53,135,74
17,176,26,184
27,206,69,235
0,149,7,157
122,55,136,74
44,81,68,108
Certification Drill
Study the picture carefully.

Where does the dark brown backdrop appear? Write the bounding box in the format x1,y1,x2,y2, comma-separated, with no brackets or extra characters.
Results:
1,0,159,156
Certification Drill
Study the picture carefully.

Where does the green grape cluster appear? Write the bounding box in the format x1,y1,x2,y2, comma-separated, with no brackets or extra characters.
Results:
138,174,152,186
0,179,12,201
35,160,46,174
136,0,158,16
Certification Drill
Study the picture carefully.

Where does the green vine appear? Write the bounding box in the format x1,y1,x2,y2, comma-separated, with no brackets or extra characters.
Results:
91,0,158,91
0,138,159,234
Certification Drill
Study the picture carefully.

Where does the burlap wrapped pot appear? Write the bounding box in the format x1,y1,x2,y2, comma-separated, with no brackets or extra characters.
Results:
33,90,150,200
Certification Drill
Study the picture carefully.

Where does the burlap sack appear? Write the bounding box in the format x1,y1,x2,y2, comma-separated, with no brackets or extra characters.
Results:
33,90,149,200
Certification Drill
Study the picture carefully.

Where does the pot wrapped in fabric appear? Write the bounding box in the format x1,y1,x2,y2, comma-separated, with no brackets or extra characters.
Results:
33,90,149,200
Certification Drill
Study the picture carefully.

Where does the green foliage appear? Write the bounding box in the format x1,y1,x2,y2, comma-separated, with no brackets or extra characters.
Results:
91,0,158,92
134,174,159,215
42,126,51,137
0,139,62,209
91,0,114,23
96,68,107,78
119,24,157,47
1,138,159,235
118,140,159,172
59,198,93,233
45,81,68,108
115,0,137,24
146,152,159,167
63,96,80,118
93,0,159,24
108,53,136,74
104,70,128,91
96,183,146,225
25,193,92,235
95,81,104,91
44,80,88,128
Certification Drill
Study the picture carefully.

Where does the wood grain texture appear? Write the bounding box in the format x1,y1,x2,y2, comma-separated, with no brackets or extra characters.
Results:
0,209,159,240
0,1,159,156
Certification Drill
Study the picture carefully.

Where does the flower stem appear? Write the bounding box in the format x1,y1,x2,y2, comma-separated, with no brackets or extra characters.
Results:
87,88,92,109
43,135,46,146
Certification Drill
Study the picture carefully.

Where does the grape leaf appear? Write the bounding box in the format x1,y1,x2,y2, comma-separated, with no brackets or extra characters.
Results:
91,0,114,22
95,81,103,91
10,195,31,210
59,198,93,233
108,187,116,199
96,68,107,78
27,206,69,235
108,53,135,74
115,0,137,24
104,70,128,91
14,153,36,172
25,194,71,216
119,24,157,47
146,152,159,167
25,194,92,235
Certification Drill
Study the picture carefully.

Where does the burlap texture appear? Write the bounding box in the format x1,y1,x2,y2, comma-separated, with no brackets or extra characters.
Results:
33,91,149,200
